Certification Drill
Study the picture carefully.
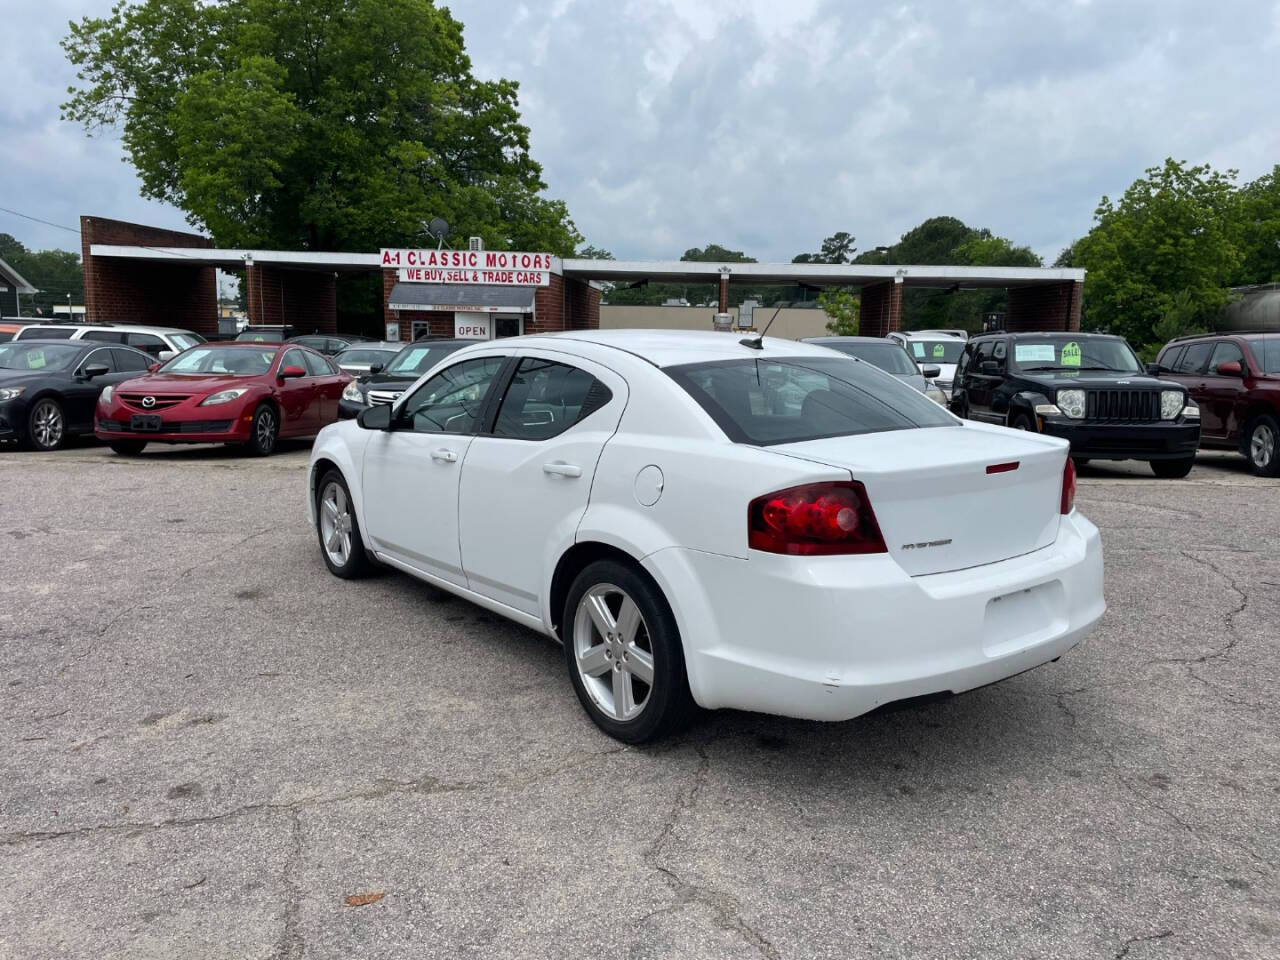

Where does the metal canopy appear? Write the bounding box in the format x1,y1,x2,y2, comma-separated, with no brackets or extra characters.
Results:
386,283,536,312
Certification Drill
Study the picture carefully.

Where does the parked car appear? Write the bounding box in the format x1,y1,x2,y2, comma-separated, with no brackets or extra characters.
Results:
949,332,1201,477
338,338,471,418
95,342,351,456
12,323,204,360
1153,331,1280,476
886,330,967,398
235,325,300,344
331,342,404,375
287,334,375,356
0,319,40,343
309,330,1104,742
802,335,947,403
0,339,154,450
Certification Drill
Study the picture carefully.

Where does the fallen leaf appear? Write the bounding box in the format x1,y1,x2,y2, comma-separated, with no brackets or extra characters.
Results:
345,892,385,907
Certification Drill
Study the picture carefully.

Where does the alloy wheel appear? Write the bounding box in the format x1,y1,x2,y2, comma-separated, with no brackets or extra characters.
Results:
1252,422,1275,469
572,583,655,722
31,401,64,449
319,481,353,567
256,409,276,452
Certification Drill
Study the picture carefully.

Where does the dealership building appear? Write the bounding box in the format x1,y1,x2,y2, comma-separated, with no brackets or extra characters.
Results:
79,216,1085,341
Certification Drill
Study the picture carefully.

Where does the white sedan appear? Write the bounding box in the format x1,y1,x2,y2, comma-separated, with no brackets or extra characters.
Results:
307,330,1104,742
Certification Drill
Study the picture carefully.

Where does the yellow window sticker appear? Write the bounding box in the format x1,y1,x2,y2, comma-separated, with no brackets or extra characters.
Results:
1061,341,1082,367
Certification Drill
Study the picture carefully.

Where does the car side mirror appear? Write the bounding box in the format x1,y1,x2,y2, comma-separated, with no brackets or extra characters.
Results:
369,364,383,375
279,364,306,380
1216,361,1243,377
148,362,162,373
1145,363,1162,376
979,360,1000,375
158,350,176,361
357,403,393,431
921,364,941,379
80,363,110,380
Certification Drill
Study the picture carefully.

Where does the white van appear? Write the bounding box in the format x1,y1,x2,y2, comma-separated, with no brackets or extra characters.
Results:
13,324,204,361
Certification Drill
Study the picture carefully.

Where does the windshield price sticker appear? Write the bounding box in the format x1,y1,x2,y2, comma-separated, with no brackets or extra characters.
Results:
912,343,925,358
1014,344,1056,363
932,343,945,358
1061,342,1082,367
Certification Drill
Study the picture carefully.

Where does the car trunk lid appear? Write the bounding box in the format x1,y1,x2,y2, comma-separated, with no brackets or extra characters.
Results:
770,424,1066,575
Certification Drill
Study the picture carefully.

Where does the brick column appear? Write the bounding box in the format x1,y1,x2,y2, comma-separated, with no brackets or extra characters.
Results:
718,275,729,313
859,279,903,337
80,216,217,335
1006,281,1082,332
245,264,336,333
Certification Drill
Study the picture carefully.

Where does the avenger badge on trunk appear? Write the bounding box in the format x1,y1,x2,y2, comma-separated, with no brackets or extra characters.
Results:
901,539,953,550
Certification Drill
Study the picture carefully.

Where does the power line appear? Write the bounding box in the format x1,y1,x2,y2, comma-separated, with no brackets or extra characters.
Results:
0,205,81,235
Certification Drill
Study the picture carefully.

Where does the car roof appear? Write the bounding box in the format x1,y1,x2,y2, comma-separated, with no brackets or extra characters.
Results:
337,341,402,351
893,330,966,340
22,323,195,335
804,336,903,345
527,329,841,368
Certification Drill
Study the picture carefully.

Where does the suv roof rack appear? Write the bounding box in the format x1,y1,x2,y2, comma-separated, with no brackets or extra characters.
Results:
1170,329,1279,343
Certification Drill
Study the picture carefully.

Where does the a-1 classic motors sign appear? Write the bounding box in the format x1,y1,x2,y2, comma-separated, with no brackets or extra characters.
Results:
381,248,553,286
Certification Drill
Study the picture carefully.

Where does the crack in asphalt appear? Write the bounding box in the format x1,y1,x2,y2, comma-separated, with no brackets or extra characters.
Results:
639,743,780,960
1150,551,1250,667
274,809,305,960
1114,929,1173,958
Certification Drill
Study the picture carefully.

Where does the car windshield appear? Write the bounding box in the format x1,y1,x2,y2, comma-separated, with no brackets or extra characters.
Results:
384,342,466,375
336,348,398,366
667,355,955,446
170,333,204,349
0,342,82,371
823,342,919,375
1010,337,1142,373
159,346,276,375
1244,337,1280,374
906,340,965,364
236,330,283,343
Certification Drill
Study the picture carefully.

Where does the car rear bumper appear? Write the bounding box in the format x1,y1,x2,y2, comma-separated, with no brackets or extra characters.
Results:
642,511,1104,722
95,416,248,444
1038,418,1200,460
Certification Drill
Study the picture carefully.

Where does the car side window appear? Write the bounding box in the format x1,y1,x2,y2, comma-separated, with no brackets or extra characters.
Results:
1207,341,1244,374
493,358,612,441
1174,342,1213,374
303,351,333,376
280,348,309,375
991,339,1007,370
399,356,505,435
1159,345,1185,371
125,333,167,357
955,343,974,380
112,348,151,372
79,348,118,373
83,330,126,343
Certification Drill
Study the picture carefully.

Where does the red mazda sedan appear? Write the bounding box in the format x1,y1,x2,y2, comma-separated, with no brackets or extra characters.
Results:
95,342,352,456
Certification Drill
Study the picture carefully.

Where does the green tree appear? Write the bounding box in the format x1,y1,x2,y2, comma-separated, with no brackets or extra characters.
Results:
1073,159,1241,348
793,231,856,264
818,288,859,335
1234,165,1280,285
62,0,580,254
1146,288,1206,361
680,244,755,263
0,234,84,317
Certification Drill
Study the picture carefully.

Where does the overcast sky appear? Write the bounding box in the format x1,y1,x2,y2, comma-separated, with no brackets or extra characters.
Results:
2,0,1278,263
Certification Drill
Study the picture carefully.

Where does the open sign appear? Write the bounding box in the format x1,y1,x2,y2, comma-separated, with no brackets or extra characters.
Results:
454,313,491,340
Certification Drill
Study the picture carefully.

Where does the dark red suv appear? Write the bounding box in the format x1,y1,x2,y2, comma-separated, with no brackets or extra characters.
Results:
1154,332,1280,476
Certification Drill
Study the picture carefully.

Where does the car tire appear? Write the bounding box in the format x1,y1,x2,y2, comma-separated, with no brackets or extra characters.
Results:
109,441,148,456
246,404,278,457
563,559,696,744
1150,456,1195,479
26,398,66,451
1244,414,1280,477
1009,412,1034,431
315,470,373,579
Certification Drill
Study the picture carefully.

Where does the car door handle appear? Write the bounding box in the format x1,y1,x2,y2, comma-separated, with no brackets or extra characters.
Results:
543,462,582,478
430,448,458,463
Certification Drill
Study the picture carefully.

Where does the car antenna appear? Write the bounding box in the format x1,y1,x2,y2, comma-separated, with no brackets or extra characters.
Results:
740,307,781,350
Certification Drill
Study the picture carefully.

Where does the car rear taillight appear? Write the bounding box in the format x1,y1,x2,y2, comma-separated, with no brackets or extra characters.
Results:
748,481,887,556
1060,457,1076,515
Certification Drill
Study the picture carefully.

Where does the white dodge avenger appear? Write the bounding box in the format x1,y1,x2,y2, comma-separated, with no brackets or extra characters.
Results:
308,330,1104,742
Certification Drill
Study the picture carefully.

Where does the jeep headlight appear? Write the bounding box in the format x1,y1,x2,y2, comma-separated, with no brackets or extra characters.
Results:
1160,390,1186,420
1056,389,1086,419
200,388,249,406
342,380,364,403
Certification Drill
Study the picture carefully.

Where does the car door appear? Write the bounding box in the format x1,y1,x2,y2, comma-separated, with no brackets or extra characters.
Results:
457,351,627,616
302,350,344,425
65,347,135,431
361,355,507,588
965,339,1000,421
276,348,317,435
949,341,976,416
1168,341,1215,417
1199,340,1248,441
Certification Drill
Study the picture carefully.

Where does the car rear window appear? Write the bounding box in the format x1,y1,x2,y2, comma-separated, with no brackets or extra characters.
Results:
821,342,919,375
666,356,955,446
907,340,965,363
1244,336,1280,374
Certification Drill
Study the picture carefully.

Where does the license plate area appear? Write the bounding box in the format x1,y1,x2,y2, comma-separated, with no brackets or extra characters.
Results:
130,414,163,432
982,580,1067,657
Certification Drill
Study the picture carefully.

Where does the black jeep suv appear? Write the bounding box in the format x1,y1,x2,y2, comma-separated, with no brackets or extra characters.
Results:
949,332,1202,477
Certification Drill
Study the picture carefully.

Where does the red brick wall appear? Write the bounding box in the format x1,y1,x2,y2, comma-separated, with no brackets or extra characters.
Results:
245,265,336,333
532,273,565,334
860,280,903,337
80,216,217,335
1006,281,1082,332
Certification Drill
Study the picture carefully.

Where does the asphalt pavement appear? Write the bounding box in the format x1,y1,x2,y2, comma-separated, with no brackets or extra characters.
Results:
0,441,1277,959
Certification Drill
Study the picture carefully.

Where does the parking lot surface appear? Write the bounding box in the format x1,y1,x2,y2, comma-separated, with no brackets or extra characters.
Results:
1,442,1277,959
